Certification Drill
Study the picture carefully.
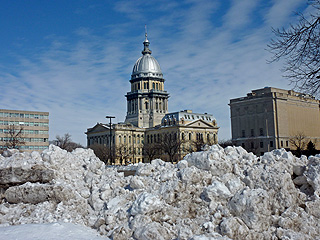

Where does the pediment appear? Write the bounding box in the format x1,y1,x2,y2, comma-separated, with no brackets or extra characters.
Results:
86,123,109,134
185,119,216,128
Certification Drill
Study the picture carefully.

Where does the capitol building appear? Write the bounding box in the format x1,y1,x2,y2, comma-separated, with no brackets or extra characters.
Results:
86,34,219,164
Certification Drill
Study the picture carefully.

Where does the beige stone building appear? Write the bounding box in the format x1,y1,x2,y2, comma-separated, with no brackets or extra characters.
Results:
0,109,49,151
86,34,219,164
229,87,320,155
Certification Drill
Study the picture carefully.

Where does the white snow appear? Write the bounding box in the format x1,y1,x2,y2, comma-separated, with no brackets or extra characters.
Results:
0,222,108,240
0,145,320,239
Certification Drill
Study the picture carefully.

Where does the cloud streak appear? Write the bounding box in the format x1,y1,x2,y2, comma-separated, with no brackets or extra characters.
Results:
0,0,309,145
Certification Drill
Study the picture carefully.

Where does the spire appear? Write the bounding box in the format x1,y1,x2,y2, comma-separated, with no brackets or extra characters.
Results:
142,25,152,55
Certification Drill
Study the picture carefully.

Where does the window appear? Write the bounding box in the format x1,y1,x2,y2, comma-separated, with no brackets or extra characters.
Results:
251,129,254,137
281,141,283,147
259,128,264,136
242,130,245,137
270,141,273,147
260,142,263,148
251,142,254,149
189,133,192,140
286,141,289,147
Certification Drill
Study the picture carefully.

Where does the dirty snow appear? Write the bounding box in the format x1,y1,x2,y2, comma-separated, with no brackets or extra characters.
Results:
0,144,319,239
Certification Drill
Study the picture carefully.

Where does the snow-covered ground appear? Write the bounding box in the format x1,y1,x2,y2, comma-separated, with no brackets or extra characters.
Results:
0,144,319,239
0,222,108,240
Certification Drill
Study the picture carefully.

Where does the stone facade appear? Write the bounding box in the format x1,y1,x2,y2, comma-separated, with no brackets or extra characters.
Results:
0,109,49,151
229,87,320,155
86,110,219,164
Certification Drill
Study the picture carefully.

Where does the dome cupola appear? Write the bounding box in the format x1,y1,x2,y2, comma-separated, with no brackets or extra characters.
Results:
131,33,163,79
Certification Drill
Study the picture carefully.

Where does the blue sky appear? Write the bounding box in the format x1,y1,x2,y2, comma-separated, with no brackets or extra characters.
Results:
0,0,310,146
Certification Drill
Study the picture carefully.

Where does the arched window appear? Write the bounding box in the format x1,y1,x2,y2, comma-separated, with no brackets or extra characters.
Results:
145,102,149,109
119,136,121,143
153,83,155,89
124,136,126,143
189,132,192,140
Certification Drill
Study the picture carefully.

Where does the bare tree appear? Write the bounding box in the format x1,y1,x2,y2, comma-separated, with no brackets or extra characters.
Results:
187,135,217,153
116,144,131,165
289,132,308,156
158,133,183,163
218,139,234,148
268,0,320,96
54,133,83,152
143,142,160,163
242,138,261,155
5,124,25,150
90,144,114,164
190,138,206,152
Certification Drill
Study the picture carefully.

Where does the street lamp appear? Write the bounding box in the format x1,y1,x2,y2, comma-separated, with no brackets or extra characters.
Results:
106,116,115,165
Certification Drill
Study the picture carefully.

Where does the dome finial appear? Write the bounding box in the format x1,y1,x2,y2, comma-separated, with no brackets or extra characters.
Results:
145,24,148,40
142,25,152,55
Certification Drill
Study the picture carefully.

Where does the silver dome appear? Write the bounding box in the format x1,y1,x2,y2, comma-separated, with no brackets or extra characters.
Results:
131,34,163,79
132,54,162,75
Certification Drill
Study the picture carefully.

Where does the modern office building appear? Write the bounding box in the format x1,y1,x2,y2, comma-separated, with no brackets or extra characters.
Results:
86,34,219,164
0,109,49,151
229,87,320,155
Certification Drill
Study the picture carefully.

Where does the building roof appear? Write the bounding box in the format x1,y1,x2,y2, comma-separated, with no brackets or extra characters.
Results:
131,33,163,79
161,110,217,126
229,86,320,104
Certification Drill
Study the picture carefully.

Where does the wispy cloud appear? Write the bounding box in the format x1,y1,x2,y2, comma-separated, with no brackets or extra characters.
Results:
0,0,309,144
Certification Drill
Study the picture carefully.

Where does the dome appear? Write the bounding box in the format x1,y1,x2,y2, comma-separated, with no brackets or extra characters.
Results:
132,54,162,75
131,34,163,79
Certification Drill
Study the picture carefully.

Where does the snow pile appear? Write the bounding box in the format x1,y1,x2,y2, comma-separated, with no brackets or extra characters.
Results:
1,144,320,239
